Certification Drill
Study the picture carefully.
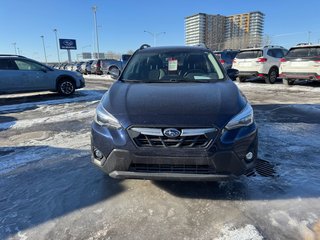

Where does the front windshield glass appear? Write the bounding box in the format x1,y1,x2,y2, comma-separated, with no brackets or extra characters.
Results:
121,50,224,82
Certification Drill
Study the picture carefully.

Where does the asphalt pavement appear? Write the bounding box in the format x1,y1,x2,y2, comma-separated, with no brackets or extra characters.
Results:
0,77,320,240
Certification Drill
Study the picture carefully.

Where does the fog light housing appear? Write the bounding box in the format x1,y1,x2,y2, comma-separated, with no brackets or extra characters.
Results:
94,148,104,160
245,152,253,162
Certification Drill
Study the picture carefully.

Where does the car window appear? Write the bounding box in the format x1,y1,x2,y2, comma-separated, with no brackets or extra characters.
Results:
0,59,17,70
286,47,320,58
267,49,274,57
273,49,284,58
121,50,224,82
236,50,263,59
14,60,44,71
214,53,222,60
122,54,131,61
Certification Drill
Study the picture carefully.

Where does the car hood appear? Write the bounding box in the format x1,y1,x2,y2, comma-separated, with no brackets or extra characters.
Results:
102,80,246,129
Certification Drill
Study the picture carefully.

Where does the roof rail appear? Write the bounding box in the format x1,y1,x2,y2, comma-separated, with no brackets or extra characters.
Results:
0,54,26,58
139,44,151,50
263,45,284,48
296,42,312,46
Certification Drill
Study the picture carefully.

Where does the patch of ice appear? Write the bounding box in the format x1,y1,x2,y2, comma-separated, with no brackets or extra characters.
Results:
0,108,95,131
214,224,263,240
0,121,15,131
0,90,103,114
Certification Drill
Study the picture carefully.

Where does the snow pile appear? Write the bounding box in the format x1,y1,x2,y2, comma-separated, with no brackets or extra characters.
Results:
215,224,263,240
0,90,104,114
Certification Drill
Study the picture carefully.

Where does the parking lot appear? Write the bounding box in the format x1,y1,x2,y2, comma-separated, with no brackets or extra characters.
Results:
0,77,320,240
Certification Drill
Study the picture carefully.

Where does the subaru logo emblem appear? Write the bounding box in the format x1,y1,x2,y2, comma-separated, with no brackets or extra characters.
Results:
163,128,181,138
63,40,74,47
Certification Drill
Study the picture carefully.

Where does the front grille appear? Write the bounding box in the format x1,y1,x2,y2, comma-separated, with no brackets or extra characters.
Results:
129,163,216,174
134,134,211,148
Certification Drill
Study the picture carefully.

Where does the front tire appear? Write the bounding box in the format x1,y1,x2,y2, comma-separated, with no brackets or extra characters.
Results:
57,79,75,96
266,67,278,84
282,78,294,86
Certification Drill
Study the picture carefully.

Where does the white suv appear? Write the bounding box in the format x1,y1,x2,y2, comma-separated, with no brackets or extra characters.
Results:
232,46,288,84
279,44,320,85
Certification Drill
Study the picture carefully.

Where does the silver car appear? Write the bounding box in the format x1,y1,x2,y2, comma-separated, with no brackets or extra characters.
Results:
0,55,85,95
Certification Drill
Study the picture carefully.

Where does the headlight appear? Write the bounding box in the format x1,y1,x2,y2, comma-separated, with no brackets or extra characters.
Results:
94,103,121,129
225,103,254,130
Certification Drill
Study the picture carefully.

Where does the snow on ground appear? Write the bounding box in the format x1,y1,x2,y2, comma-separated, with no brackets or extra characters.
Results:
0,89,103,173
215,224,263,240
0,106,96,131
83,74,112,81
0,89,104,114
0,79,320,239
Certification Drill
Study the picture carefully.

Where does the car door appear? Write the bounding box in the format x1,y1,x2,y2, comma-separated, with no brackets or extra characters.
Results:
0,58,24,93
13,59,51,91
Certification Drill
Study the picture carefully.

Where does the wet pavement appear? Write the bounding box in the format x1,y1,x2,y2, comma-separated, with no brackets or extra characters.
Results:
0,77,320,239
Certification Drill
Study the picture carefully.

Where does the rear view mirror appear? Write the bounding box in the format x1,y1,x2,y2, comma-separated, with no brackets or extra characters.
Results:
227,68,239,79
109,68,121,79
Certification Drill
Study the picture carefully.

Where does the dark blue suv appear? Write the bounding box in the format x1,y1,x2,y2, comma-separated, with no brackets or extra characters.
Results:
214,50,239,70
91,45,257,181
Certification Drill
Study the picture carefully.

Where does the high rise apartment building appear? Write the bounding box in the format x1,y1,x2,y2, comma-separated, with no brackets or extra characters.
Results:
185,11,265,50
225,12,264,49
185,13,206,46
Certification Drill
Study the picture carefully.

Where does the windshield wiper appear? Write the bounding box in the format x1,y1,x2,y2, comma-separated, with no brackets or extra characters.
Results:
172,79,211,83
120,79,144,83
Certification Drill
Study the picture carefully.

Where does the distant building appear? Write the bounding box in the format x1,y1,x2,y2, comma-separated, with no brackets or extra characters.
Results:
225,11,265,49
185,11,265,50
185,13,206,46
205,14,226,50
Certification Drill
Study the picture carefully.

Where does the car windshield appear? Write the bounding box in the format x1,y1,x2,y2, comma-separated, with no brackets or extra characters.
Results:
286,47,320,58
236,50,263,59
121,50,224,82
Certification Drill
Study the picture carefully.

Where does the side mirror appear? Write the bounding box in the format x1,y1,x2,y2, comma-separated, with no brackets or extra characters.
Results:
227,68,239,80
109,68,121,79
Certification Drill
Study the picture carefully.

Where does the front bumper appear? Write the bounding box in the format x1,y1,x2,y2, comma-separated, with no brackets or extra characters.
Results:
91,123,258,181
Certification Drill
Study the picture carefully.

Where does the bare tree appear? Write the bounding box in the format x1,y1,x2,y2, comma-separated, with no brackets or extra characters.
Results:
262,34,272,46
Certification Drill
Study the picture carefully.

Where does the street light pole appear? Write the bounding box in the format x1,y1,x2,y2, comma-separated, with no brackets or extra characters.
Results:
12,43,17,54
144,30,166,46
40,35,47,63
53,29,60,63
92,5,100,59
308,31,312,44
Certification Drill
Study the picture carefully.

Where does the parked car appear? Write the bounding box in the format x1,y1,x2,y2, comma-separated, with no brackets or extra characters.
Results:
65,63,74,71
91,44,257,181
214,50,239,70
232,45,288,83
91,59,103,75
73,62,84,72
83,60,94,74
101,54,132,75
0,55,85,95
58,63,68,70
80,62,86,74
280,44,320,85
101,59,117,75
